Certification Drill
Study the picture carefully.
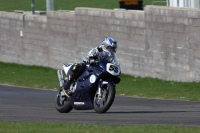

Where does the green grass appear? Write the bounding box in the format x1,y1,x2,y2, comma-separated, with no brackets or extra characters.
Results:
117,75,200,101
0,121,200,133
0,61,200,101
144,0,167,7
0,0,166,11
0,61,58,89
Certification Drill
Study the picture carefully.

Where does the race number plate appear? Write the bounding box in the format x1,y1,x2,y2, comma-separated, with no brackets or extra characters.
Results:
106,63,120,76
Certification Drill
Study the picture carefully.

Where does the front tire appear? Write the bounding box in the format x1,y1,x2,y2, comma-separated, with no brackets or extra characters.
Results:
55,88,73,113
93,83,115,113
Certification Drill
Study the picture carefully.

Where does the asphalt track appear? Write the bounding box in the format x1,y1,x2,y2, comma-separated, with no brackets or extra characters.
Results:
0,84,200,127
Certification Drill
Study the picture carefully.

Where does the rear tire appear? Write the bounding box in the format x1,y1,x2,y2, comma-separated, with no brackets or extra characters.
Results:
93,83,115,113
55,88,73,113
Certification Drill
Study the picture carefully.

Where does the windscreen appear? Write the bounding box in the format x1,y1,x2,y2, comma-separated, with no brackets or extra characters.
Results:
98,50,119,65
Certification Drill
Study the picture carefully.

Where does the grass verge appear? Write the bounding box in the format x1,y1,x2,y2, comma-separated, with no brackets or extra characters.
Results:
0,121,200,133
0,61,200,101
144,0,166,6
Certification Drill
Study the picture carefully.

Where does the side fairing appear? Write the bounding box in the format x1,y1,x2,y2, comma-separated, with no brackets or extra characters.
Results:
69,67,103,110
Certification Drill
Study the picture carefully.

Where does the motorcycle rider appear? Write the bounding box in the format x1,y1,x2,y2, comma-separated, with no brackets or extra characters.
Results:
63,37,118,94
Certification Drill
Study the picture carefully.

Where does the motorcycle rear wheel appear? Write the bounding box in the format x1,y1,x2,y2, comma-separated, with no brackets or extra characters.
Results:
55,88,73,113
93,83,115,113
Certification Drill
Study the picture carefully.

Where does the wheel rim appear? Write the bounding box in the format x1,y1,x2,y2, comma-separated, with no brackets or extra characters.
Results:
94,86,109,108
57,89,66,106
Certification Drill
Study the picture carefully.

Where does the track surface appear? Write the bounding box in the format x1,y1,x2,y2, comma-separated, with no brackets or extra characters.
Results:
0,84,200,127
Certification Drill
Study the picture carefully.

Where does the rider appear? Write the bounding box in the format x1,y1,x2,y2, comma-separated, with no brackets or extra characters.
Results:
63,37,118,93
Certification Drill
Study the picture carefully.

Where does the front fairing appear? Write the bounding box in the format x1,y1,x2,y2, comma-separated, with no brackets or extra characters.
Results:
98,51,121,77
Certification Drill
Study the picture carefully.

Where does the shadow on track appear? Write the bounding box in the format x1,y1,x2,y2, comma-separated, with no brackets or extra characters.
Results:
106,111,200,114
80,111,200,114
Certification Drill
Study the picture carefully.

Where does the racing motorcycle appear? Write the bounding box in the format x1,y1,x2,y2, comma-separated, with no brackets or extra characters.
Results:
55,50,121,113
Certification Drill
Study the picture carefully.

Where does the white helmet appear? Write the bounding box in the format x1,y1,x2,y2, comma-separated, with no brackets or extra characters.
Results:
101,37,117,53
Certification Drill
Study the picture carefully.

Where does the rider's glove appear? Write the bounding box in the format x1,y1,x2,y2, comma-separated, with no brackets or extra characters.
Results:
97,46,103,52
83,57,90,64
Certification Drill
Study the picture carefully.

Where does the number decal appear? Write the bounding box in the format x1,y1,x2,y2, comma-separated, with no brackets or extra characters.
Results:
109,65,118,73
114,67,118,73
107,63,120,76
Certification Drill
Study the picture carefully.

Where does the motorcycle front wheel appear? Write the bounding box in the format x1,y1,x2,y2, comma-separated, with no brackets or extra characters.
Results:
55,88,73,113
93,83,115,113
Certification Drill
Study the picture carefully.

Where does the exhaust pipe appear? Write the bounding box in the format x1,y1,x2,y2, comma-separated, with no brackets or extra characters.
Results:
57,70,64,87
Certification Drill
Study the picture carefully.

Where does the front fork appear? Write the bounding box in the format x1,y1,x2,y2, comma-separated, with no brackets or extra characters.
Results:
97,80,108,97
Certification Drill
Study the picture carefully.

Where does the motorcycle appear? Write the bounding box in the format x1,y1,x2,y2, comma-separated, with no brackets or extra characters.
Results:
55,50,121,113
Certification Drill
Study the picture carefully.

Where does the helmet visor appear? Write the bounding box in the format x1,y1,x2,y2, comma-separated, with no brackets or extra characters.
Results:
107,46,116,53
